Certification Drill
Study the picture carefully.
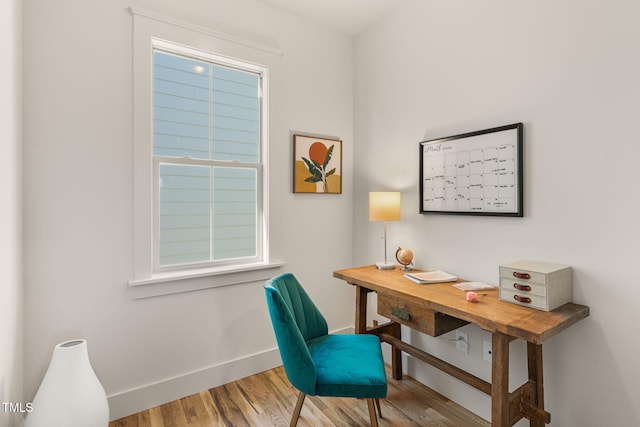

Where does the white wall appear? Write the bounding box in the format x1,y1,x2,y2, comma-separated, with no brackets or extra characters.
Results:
0,0,23,426
354,0,640,425
23,0,354,420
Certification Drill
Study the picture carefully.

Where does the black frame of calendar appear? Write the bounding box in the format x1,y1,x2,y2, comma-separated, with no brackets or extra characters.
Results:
419,123,524,217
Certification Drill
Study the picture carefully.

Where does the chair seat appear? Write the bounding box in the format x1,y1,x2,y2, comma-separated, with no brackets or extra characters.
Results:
306,334,387,398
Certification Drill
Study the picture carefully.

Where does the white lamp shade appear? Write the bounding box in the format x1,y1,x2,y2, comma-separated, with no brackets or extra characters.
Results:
24,339,109,427
369,192,401,221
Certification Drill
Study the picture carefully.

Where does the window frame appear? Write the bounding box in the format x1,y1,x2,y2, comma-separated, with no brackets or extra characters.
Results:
130,17,284,299
151,40,267,272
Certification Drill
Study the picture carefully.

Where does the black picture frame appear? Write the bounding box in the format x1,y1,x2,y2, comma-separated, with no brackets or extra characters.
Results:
419,123,523,217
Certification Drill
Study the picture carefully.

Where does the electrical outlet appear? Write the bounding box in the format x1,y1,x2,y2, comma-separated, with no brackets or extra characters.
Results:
483,340,492,362
455,331,468,354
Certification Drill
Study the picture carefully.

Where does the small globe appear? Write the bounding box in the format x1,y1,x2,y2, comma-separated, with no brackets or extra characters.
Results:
395,247,414,269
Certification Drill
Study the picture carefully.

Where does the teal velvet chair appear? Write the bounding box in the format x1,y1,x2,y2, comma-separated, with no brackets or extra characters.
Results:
264,273,387,426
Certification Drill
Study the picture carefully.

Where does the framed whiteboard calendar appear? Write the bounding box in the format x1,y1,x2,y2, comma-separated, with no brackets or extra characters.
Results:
419,123,523,216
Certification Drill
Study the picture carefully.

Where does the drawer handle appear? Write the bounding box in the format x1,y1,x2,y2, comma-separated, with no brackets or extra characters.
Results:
513,283,531,292
391,307,410,321
513,271,531,280
514,295,532,304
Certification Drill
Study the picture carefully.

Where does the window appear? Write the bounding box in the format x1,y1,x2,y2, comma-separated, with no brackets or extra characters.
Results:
152,41,266,271
130,10,285,298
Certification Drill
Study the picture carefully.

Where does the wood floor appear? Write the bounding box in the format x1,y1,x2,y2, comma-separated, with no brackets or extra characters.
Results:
109,365,489,426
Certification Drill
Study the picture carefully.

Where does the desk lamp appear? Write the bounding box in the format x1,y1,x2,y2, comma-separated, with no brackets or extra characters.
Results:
369,192,401,270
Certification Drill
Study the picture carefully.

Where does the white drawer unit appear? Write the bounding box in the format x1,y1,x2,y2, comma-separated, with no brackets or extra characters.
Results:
499,260,572,311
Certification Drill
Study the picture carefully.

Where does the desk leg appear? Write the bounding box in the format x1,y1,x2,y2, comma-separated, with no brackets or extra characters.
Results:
527,342,546,427
491,332,510,427
355,285,368,334
392,335,402,379
354,285,403,380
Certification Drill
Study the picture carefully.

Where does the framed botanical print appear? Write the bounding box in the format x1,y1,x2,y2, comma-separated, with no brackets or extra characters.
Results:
293,134,342,194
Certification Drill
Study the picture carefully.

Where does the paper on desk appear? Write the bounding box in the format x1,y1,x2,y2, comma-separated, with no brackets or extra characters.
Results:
452,282,496,291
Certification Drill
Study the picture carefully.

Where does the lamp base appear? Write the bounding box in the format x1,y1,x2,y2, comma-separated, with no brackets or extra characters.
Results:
376,261,395,270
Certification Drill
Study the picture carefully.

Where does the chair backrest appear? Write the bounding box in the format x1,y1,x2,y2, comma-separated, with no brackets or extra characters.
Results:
264,273,328,395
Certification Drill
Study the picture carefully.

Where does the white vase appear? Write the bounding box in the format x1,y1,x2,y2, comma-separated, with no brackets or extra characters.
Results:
24,339,109,427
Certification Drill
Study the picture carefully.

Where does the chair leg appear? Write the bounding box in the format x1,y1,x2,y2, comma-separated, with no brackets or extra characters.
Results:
367,399,379,427
290,392,306,427
375,398,382,418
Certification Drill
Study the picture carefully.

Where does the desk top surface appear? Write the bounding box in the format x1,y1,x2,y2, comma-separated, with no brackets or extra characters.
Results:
334,265,589,344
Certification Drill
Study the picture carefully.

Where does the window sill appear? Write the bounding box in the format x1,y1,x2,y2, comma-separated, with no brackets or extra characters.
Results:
128,260,286,299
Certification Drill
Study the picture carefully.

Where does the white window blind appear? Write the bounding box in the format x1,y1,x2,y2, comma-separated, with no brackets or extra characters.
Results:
152,44,264,269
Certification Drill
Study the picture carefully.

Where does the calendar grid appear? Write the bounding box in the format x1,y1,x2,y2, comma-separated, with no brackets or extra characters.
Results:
420,124,523,216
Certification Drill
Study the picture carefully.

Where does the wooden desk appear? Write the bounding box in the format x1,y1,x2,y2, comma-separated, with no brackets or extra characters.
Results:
333,265,589,427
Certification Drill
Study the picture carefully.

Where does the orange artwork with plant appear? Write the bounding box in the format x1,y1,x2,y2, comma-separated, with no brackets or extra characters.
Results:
294,135,341,193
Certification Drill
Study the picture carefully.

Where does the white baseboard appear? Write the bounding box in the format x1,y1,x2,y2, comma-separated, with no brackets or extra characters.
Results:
107,347,282,421
107,326,353,421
